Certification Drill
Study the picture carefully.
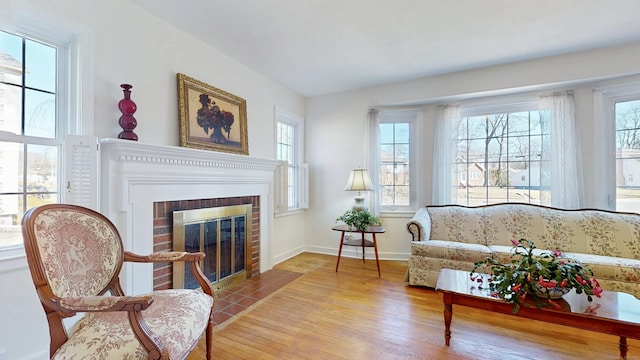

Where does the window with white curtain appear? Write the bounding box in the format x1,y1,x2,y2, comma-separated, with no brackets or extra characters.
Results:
436,92,582,208
454,106,551,206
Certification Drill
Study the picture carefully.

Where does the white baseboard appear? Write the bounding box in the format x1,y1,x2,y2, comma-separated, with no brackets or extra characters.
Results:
303,245,409,261
272,246,306,266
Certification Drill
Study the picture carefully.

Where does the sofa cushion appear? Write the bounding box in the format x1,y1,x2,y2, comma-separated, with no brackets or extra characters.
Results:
56,289,212,359
563,252,640,284
412,240,493,263
577,211,640,258
408,256,477,287
483,204,546,247
427,207,488,245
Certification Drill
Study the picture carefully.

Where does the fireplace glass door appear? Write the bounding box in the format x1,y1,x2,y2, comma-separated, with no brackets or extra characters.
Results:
173,204,251,291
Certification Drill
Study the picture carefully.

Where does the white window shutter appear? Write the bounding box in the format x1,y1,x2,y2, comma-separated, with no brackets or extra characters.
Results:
64,135,98,210
274,160,288,213
299,163,309,209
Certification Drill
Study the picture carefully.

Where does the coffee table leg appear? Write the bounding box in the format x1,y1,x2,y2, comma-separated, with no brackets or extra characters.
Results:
619,336,628,359
443,293,453,346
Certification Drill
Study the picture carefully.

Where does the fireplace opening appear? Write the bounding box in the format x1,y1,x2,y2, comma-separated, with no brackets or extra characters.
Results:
172,204,252,291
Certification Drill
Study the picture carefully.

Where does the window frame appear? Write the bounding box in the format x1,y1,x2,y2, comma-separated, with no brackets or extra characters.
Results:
374,109,422,214
275,107,305,213
0,14,93,262
594,82,640,210
453,95,548,206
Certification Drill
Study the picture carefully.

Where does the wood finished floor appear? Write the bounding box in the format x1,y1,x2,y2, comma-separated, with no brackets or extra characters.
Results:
188,253,640,359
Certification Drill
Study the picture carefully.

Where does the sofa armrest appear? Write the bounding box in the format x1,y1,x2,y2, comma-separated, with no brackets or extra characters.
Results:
406,207,431,241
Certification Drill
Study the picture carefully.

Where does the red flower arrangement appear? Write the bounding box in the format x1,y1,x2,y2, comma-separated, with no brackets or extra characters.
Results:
471,239,602,313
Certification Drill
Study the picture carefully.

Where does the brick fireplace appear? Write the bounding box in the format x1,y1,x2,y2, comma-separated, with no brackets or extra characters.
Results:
152,196,260,290
98,138,278,296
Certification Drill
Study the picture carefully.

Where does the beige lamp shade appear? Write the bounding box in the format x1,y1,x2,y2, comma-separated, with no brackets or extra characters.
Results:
344,168,374,211
344,168,374,191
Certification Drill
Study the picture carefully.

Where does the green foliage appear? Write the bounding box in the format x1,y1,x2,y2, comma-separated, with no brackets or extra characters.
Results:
336,209,381,232
471,239,602,313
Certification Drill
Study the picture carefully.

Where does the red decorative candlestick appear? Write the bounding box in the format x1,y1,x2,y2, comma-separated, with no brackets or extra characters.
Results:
118,84,138,141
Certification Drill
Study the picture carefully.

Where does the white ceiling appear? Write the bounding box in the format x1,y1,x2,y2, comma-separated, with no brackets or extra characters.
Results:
132,0,640,97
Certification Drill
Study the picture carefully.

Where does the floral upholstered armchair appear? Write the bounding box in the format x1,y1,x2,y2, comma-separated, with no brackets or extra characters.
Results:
21,204,215,360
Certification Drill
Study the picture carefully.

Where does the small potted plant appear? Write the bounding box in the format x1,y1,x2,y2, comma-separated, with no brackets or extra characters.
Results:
336,209,381,232
471,238,603,313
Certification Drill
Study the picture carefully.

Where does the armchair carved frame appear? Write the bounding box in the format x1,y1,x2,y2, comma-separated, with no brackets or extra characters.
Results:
22,204,215,359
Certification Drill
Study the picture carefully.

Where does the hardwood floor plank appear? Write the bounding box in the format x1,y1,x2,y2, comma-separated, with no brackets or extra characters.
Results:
188,253,640,359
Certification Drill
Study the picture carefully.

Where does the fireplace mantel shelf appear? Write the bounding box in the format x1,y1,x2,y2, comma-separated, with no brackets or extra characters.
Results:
99,138,279,172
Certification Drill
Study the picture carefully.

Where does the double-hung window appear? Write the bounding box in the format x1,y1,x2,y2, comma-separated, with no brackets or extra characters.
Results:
371,109,421,213
0,19,91,256
0,30,62,248
596,84,640,212
275,107,307,212
614,99,640,212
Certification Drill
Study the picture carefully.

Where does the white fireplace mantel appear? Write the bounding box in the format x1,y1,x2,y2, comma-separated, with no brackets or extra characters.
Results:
99,138,278,295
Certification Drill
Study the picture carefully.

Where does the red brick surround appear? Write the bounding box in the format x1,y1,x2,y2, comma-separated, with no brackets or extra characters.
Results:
152,196,260,290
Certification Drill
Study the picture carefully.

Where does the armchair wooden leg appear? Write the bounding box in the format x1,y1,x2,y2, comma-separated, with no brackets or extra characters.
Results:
206,310,214,360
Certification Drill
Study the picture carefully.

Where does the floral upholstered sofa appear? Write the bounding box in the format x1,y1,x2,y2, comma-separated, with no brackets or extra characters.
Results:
405,203,640,298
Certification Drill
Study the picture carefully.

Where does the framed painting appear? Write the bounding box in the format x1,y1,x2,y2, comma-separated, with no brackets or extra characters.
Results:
177,73,248,155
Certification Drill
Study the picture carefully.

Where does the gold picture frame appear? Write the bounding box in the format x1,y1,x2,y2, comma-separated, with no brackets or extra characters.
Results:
177,73,248,155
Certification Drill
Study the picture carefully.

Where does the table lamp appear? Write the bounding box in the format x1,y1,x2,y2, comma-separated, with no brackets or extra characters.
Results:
344,168,374,211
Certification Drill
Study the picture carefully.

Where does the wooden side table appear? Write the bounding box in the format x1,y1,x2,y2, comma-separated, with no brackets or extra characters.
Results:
331,224,386,277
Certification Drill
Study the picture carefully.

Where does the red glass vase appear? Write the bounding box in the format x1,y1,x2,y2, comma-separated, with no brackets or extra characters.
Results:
118,84,138,141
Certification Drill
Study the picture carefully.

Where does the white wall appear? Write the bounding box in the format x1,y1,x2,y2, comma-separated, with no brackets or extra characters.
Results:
305,41,640,263
0,0,306,359
4,1,640,358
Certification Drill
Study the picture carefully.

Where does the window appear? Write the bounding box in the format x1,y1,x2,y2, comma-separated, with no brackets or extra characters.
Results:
454,102,551,206
0,18,90,256
373,109,421,212
380,122,410,207
614,98,640,212
596,84,640,212
276,120,296,208
275,108,306,211
0,30,62,248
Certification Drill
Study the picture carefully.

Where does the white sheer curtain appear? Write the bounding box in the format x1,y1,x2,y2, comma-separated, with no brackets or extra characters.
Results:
366,109,381,216
432,105,461,205
0,0,15,32
539,92,584,209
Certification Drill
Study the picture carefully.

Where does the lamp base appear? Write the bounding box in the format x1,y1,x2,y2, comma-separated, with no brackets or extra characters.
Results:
352,196,368,212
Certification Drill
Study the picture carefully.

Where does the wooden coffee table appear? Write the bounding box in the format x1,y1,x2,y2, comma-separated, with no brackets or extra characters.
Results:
436,269,640,359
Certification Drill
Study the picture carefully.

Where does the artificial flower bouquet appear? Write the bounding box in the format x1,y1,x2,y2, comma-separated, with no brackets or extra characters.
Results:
470,239,602,313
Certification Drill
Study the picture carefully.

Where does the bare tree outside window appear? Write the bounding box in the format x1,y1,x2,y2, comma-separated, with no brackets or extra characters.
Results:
454,110,549,206
615,99,640,212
